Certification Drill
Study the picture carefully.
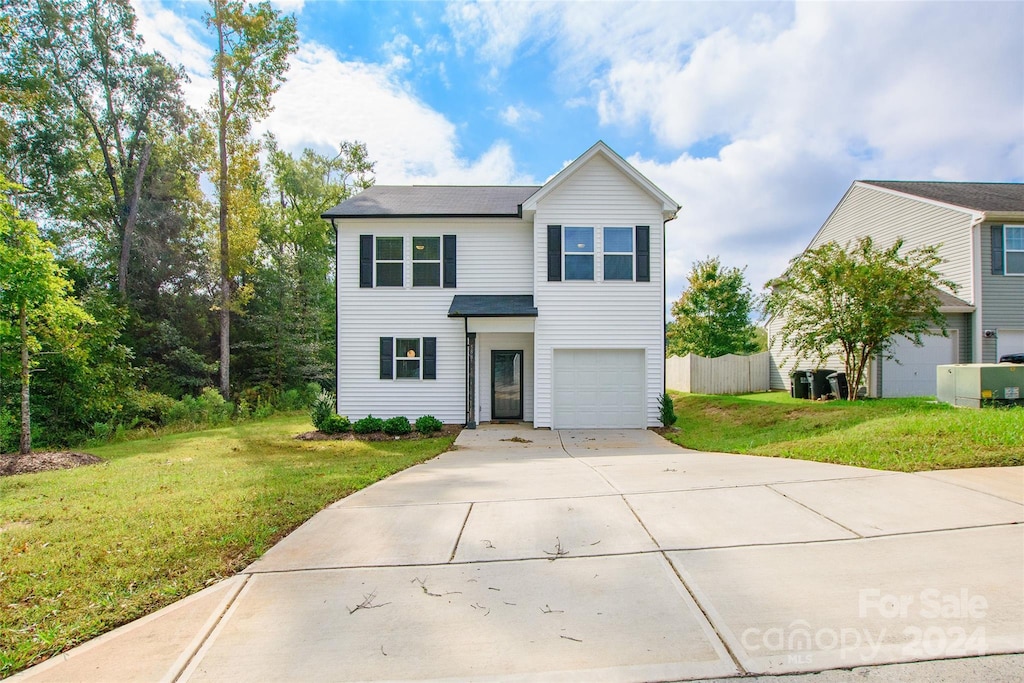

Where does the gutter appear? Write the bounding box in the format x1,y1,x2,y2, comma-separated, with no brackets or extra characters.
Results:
330,218,340,412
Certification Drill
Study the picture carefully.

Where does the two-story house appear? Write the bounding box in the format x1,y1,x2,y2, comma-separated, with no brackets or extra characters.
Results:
769,181,1024,397
321,141,680,428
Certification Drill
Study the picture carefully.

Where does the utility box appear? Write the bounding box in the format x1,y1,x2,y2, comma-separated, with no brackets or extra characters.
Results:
936,364,1024,408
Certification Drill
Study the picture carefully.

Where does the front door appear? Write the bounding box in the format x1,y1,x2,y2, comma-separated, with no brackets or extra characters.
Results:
491,350,523,420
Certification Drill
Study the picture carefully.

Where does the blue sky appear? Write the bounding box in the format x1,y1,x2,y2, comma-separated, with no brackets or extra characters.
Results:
134,0,1024,308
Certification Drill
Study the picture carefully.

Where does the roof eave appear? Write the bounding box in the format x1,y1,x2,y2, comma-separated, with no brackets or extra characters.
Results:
321,212,525,220
982,211,1024,223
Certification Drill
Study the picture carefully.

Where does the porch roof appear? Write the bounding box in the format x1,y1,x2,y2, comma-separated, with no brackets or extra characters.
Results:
447,295,538,318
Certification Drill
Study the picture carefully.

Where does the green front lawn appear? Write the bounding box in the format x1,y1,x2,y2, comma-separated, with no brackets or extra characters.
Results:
0,414,455,676
664,392,1024,472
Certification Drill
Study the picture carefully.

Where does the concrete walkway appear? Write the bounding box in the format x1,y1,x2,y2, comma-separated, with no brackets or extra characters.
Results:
12,426,1024,682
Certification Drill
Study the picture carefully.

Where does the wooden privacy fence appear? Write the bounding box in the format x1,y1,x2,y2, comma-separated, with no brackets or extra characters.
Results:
666,352,770,394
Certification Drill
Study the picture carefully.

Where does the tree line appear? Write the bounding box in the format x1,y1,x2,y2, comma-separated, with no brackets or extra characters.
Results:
1,0,374,453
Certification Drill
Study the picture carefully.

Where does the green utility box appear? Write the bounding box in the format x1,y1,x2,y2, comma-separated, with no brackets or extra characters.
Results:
936,364,1024,408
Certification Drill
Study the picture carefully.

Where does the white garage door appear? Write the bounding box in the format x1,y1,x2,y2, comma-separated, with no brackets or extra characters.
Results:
997,330,1024,360
882,333,957,398
553,349,646,428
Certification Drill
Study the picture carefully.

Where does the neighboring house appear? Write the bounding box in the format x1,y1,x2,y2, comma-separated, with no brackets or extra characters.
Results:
769,181,1024,398
321,141,680,428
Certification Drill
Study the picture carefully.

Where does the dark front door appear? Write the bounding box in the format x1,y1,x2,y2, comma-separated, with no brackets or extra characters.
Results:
491,350,523,420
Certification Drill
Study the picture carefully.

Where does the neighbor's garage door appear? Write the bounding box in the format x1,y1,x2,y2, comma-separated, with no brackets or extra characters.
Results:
882,333,956,397
997,330,1024,359
553,349,645,428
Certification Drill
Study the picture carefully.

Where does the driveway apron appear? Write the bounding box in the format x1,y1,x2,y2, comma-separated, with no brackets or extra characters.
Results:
12,426,1024,682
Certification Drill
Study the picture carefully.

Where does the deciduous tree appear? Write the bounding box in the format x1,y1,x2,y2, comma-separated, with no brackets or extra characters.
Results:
667,257,760,358
0,176,92,454
764,236,954,400
206,0,297,398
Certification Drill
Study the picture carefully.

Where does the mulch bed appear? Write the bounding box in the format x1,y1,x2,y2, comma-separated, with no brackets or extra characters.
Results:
296,424,463,442
0,451,105,477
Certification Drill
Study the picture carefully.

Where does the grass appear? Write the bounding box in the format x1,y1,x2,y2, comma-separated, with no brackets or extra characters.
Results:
663,391,1024,472
0,414,455,677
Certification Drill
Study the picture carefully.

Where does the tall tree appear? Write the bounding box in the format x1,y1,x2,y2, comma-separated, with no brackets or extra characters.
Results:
206,0,297,398
764,236,954,400
667,257,760,358
235,137,374,390
2,0,188,296
0,176,92,454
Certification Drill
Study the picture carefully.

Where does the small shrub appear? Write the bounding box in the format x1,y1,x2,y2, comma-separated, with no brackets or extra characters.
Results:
353,415,384,434
123,390,177,428
310,390,336,432
659,393,678,427
321,414,351,434
383,416,412,436
415,415,443,434
236,399,252,420
254,402,275,419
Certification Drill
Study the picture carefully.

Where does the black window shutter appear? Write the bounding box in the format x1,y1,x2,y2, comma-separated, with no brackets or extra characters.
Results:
636,225,651,282
423,337,437,380
359,235,373,287
547,225,562,281
443,235,457,288
992,225,1004,275
379,337,393,379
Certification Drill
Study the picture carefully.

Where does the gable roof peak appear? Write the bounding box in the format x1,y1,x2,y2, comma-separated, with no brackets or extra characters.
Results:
521,141,679,217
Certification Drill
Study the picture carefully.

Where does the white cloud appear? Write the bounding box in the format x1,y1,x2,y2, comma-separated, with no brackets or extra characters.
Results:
131,1,532,186
448,0,1024,306
270,0,305,13
259,43,532,185
500,103,541,129
131,0,215,108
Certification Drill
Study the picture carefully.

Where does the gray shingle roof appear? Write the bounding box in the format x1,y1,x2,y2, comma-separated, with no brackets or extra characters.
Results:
932,288,974,311
322,186,541,218
861,181,1024,213
447,295,538,318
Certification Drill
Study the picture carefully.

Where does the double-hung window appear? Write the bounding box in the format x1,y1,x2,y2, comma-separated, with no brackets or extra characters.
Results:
1006,226,1024,275
375,237,403,286
380,336,436,380
564,227,594,281
603,227,634,280
413,237,441,286
395,338,421,379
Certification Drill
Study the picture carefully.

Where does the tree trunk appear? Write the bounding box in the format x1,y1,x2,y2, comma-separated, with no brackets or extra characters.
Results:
117,142,153,297
19,302,31,455
216,10,231,400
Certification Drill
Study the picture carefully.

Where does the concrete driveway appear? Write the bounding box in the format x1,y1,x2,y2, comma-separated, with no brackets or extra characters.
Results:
13,426,1024,682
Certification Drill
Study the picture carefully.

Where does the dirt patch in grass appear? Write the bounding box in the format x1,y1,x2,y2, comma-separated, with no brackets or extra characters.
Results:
0,451,104,477
296,424,463,442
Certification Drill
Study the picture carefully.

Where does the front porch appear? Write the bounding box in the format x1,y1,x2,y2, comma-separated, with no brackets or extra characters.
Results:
448,295,537,428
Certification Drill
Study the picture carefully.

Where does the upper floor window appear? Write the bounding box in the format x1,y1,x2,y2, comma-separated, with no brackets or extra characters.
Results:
564,227,594,281
603,227,634,280
413,236,441,286
375,236,403,286
361,234,455,288
1006,226,1024,275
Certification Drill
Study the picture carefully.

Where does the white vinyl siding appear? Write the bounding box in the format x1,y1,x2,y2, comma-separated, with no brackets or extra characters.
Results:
533,153,665,427
980,224,1024,362
337,218,533,422
807,184,976,298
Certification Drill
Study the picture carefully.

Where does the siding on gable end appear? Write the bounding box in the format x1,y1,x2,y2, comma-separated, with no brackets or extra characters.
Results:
809,184,976,299
980,223,1024,362
531,153,666,427
337,217,533,422
770,183,978,393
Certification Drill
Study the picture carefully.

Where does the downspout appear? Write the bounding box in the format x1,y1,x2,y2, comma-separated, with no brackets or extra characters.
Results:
970,216,985,363
331,218,340,413
465,317,476,429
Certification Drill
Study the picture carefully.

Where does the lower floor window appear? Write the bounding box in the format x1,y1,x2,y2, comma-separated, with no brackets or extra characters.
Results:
396,338,421,379
380,336,436,380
